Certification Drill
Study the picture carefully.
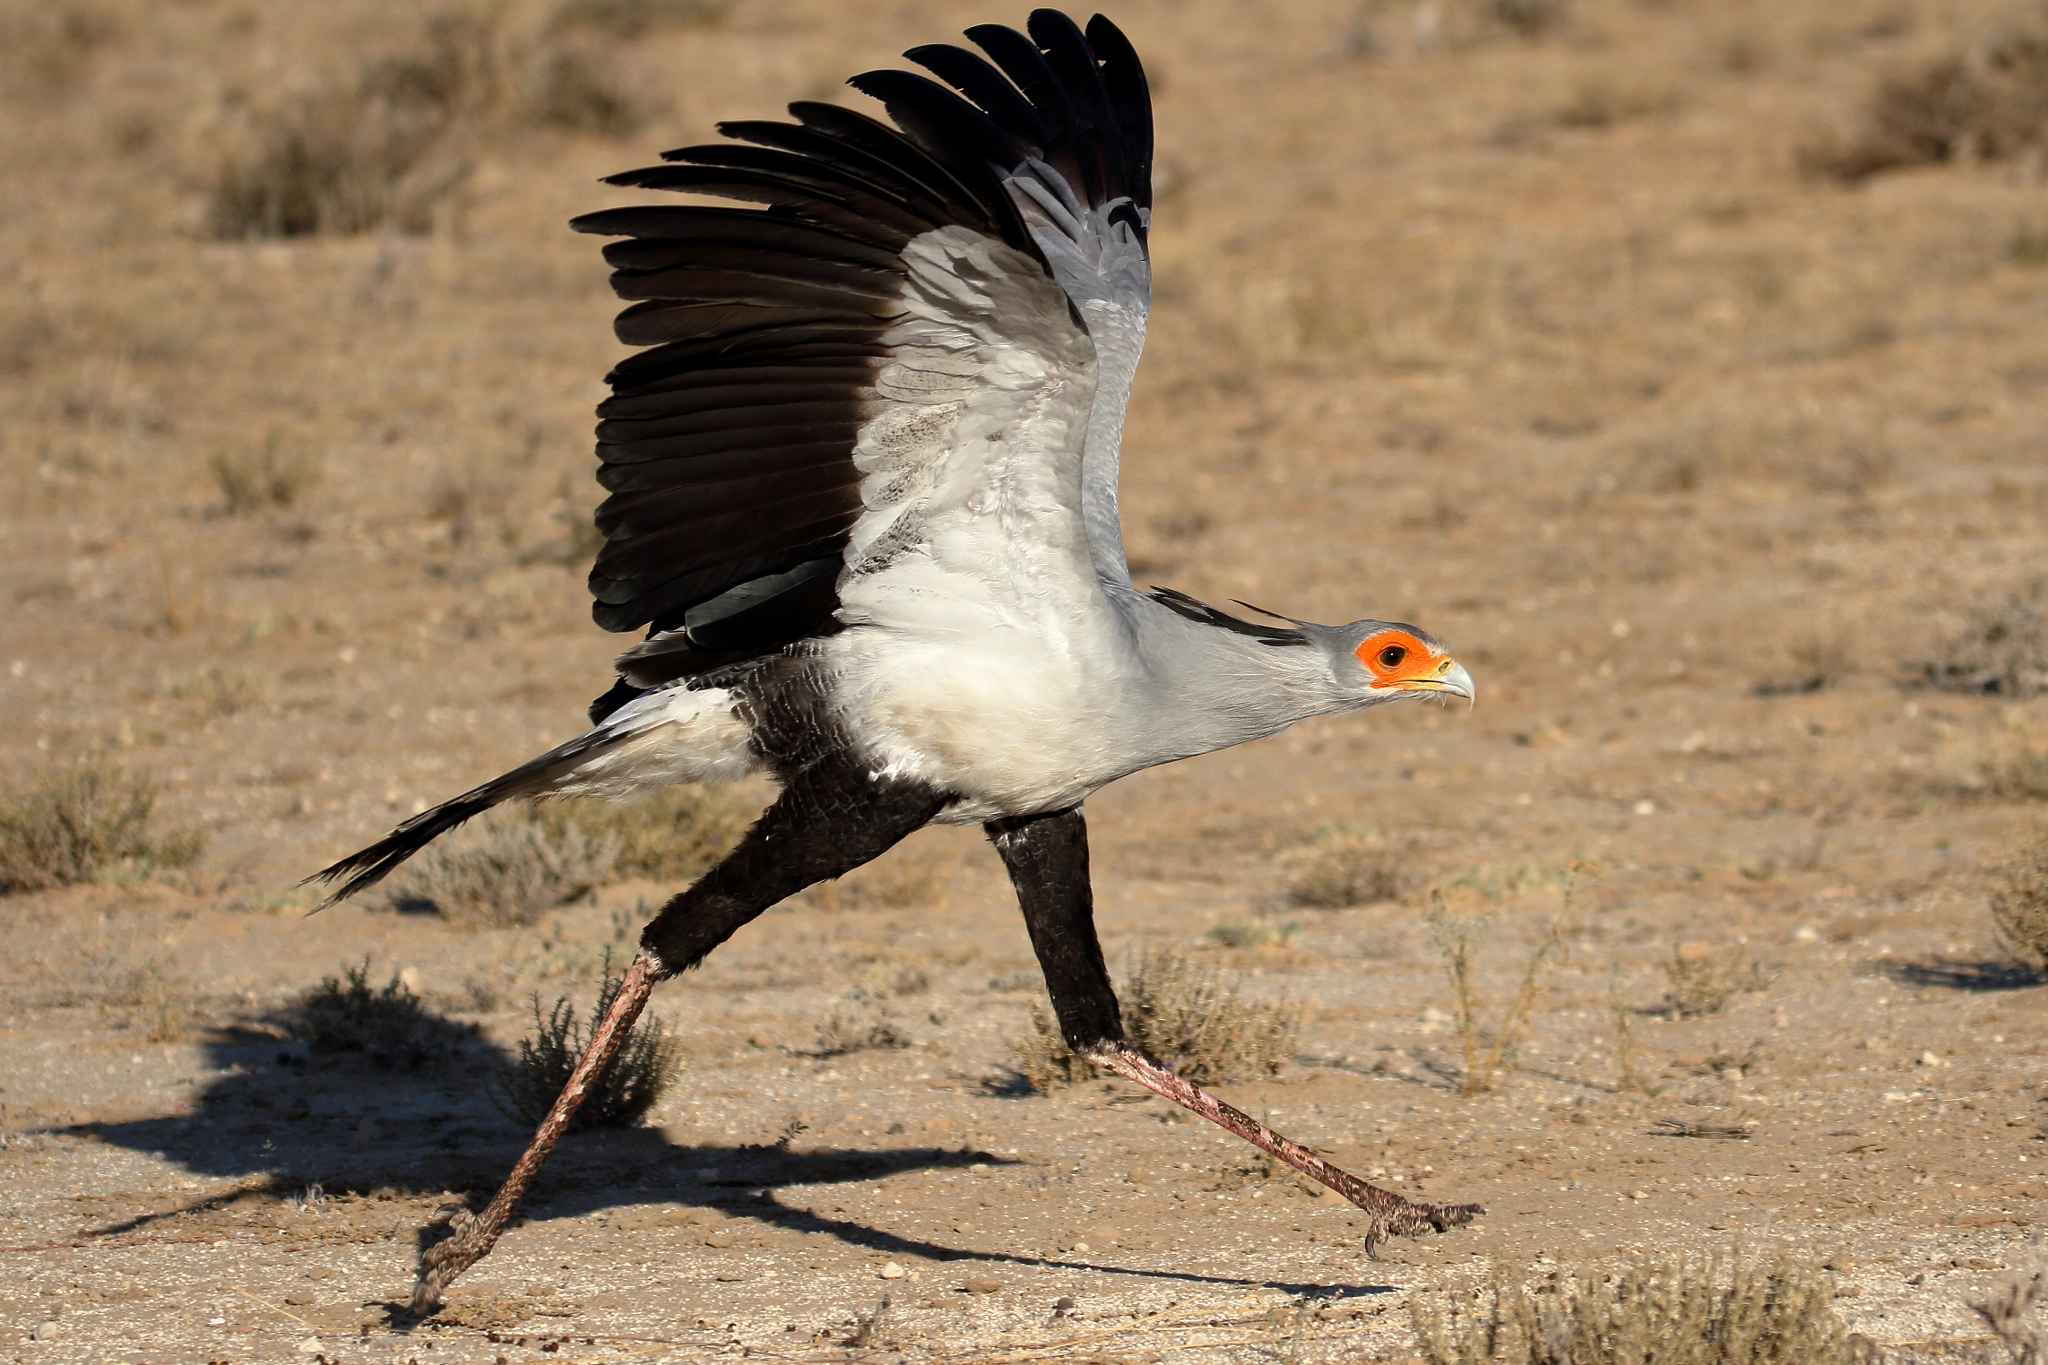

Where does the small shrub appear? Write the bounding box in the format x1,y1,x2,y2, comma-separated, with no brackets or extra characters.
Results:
1984,748,2048,801
1011,949,1300,1090
1284,826,1408,908
1120,949,1300,1083
1554,79,1678,130
1969,1253,2046,1365
0,761,203,893
1012,1005,1096,1091
813,958,927,1055
1424,875,1581,1095
537,785,749,885
1,2,120,95
205,14,496,238
493,955,681,1129
1990,834,2048,973
388,809,617,928
1757,625,1856,695
1923,580,2048,698
547,0,731,38
1206,916,1300,949
1803,28,2048,184
1412,1247,1862,1365
211,434,319,513
279,960,479,1071
814,997,910,1056
1662,944,1765,1018
2011,221,2048,267
519,47,645,137
1487,0,1569,40
854,959,930,999
166,665,274,717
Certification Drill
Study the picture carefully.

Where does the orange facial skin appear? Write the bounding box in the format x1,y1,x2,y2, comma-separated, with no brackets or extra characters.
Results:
1357,628,1463,693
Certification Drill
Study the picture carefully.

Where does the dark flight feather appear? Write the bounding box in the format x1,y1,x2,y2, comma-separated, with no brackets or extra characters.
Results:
579,10,1152,667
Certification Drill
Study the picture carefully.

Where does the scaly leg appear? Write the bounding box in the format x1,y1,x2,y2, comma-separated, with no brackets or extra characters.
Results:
985,807,1481,1256
412,761,950,1312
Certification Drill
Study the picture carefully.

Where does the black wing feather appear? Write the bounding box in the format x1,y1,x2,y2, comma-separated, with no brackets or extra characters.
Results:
577,9,1151,676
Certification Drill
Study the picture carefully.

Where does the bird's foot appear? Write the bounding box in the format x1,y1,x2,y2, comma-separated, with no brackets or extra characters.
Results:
1358,1193,1485,1258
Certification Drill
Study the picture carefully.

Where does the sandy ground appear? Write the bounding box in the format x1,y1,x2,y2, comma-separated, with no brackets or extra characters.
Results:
4,0,2048,1360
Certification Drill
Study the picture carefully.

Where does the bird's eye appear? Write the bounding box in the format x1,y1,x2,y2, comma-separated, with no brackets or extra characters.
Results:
1377,645,1407,669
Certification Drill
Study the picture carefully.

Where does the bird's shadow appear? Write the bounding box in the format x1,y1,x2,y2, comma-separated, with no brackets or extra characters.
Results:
1870,957,2045,992
80,1020,1403,1307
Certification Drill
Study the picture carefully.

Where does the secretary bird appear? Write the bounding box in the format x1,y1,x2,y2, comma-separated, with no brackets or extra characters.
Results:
309,8,1481,1309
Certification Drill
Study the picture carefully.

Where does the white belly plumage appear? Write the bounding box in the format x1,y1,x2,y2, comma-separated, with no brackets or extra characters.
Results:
825,619,1129,822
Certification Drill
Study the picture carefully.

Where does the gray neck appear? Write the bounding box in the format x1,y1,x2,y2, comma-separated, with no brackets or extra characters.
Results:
1100,587,1357,778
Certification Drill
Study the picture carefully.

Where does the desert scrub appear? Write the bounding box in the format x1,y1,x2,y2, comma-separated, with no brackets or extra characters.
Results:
210,431,319,513
387,807,617,928
1422,862,1591,1095
1984,746,2048,802
1412,1247,1862,1365
1206,916,1299,949
1802,24,2048,184
493,955,680,1129
0,760,202,893
537,784,751,884
814,998,911,1056
1990,833,2048,973
812,958,928,1056
203,11,655,239
1662,943,1770,1018
279,961,479,1071
1921,579,2048,699
1011,948,1299,1091
1283,825,1407,908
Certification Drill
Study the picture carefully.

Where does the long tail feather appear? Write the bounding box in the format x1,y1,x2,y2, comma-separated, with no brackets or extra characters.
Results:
301,727,621,910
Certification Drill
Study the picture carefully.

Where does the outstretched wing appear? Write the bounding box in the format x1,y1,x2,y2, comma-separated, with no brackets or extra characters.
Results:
575,9,1152,703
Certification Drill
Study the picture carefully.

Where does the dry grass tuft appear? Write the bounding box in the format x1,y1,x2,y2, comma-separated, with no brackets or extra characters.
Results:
1424,869,1585,1096
1487,0,1571,41
1011,949,1299,1091
518,46,645,137
1206,916,1300,949
1284,825,1409,908
814,998,911,1057
493,953,681,1129
1989,833,2048,973
0,760,203,893
166,665,274,717
1923,580,2048,699
204,11,653,239
205,14,495,238
1968,1253,2046,1365
1984,747,2048,802
548,0,731,39
278,960,480,1071
0,3,121,97
537,786,751,885
1803,26,2048,184
1411,1247,1863,1365
813,959,926,1056
387,808,617,928
1662,943,1768,1018
211,432,319,514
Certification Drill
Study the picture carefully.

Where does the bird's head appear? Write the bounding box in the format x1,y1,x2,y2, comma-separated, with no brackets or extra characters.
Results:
1315,618,1474,710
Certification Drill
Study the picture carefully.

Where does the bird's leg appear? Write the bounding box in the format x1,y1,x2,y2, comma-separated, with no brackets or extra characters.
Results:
1081,1046,1481,1251
413,954,657,1311
412,762,949,1313
986,807,1482,1257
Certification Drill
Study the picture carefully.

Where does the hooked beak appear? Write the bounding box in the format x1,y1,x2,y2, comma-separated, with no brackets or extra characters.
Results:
1389,657,1475,709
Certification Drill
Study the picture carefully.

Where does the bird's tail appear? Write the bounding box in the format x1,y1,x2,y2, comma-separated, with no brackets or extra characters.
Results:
301,727,624,910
